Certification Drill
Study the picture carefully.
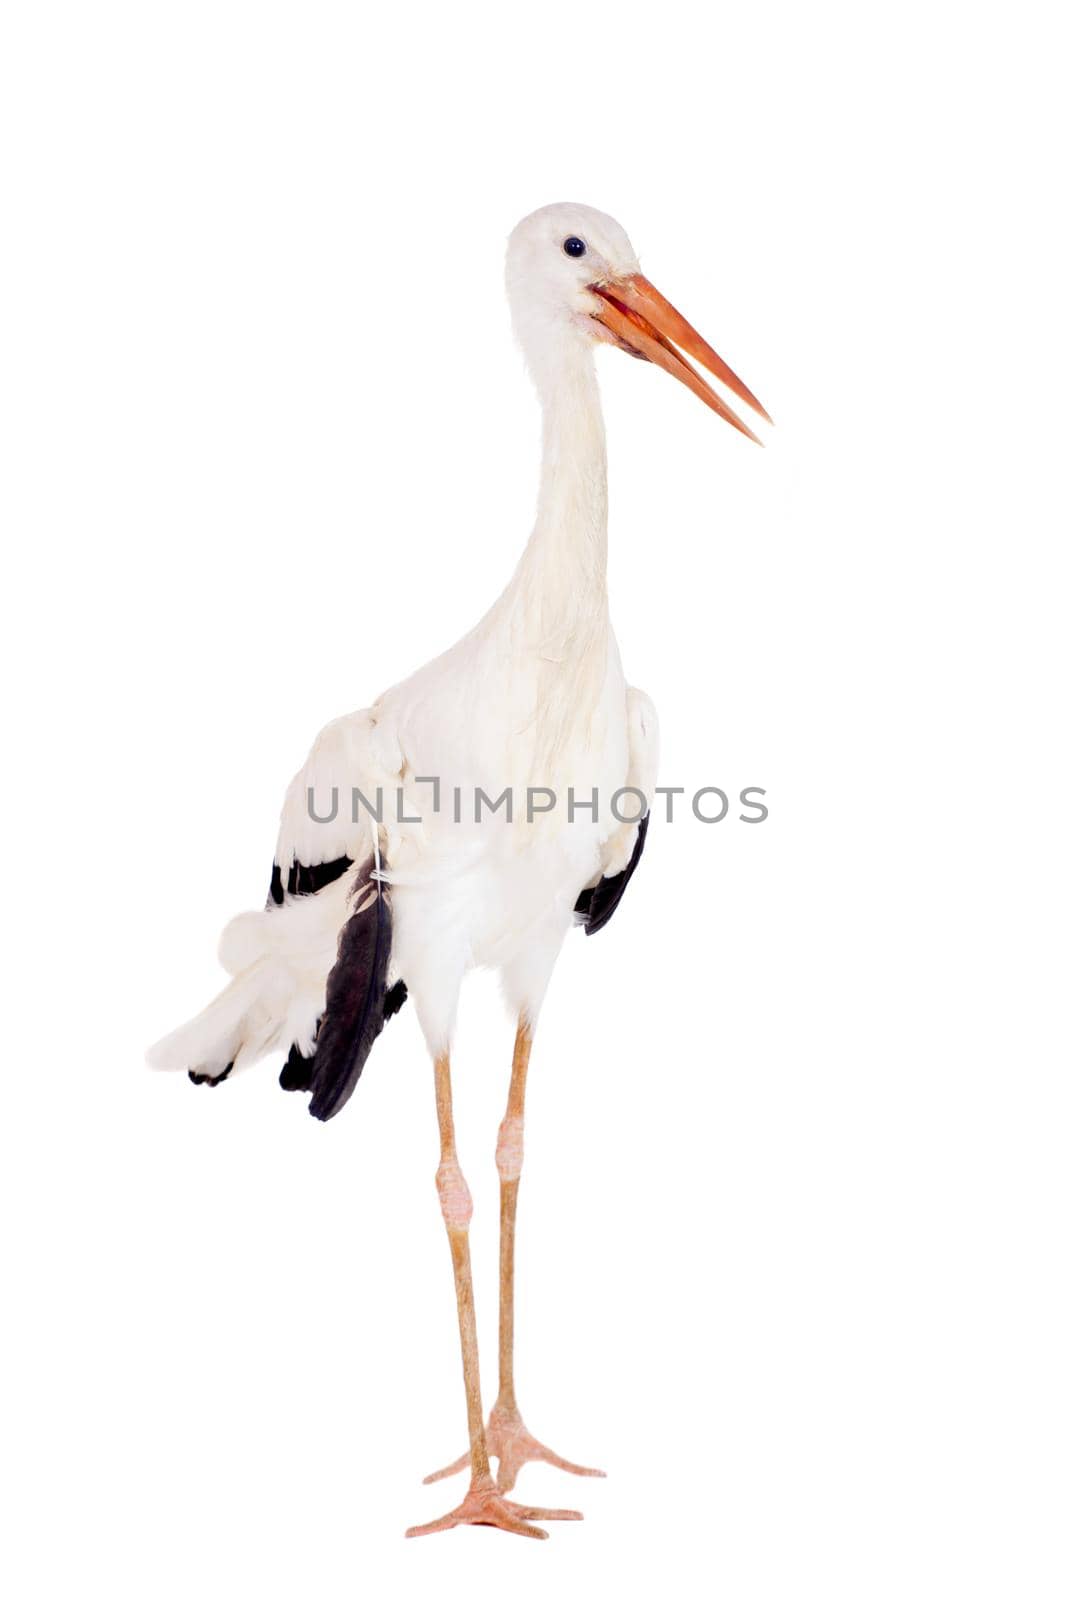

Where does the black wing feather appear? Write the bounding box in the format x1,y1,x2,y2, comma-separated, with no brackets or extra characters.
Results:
279,1044,315,1092
280,978,406,1096
574,813,650,935
270,854,352,906
271,850,406,1106
306,856,397,1122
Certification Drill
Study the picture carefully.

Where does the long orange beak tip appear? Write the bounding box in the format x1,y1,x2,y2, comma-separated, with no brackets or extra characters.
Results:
728,400,769,440
733,390,772,430
596,275,772,445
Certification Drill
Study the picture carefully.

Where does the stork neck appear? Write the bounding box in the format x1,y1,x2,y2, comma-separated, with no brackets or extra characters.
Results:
487,344,612,775
517,347,608,636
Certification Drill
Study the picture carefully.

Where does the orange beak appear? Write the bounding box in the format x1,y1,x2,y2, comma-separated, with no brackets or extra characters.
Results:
590,274,770,444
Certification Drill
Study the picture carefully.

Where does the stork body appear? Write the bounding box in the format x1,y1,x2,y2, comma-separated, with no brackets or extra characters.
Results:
150,203,767,1537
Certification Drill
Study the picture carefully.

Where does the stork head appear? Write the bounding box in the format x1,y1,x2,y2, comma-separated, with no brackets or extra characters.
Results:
506,202,769,442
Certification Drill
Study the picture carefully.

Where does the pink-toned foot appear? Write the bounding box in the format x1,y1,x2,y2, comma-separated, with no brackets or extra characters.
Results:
406,1476,582,1539
424,1401,606,1495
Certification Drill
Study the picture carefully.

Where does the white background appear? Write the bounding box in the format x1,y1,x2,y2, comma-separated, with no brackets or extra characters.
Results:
2,3,1064,1596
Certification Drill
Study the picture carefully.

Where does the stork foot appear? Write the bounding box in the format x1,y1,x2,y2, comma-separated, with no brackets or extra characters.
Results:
423,1401,606,1494
406,1476,581,1539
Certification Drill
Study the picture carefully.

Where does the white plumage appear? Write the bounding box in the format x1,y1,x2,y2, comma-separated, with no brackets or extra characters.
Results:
151,204,662,1077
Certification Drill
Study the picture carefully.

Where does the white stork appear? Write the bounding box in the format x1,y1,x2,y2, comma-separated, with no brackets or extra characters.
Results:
149,202,768,1538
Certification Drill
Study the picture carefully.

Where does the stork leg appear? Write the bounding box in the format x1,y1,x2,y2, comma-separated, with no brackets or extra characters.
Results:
406,1049,582,1539
423,1020,606,1495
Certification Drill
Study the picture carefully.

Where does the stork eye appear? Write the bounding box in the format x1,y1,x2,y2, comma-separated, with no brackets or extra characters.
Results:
563,236,586,258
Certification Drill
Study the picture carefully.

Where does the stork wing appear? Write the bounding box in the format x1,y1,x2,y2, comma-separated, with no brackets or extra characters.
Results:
575,812,650,934
575,687,659,936
268,709,408,1100
270,710,382,902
